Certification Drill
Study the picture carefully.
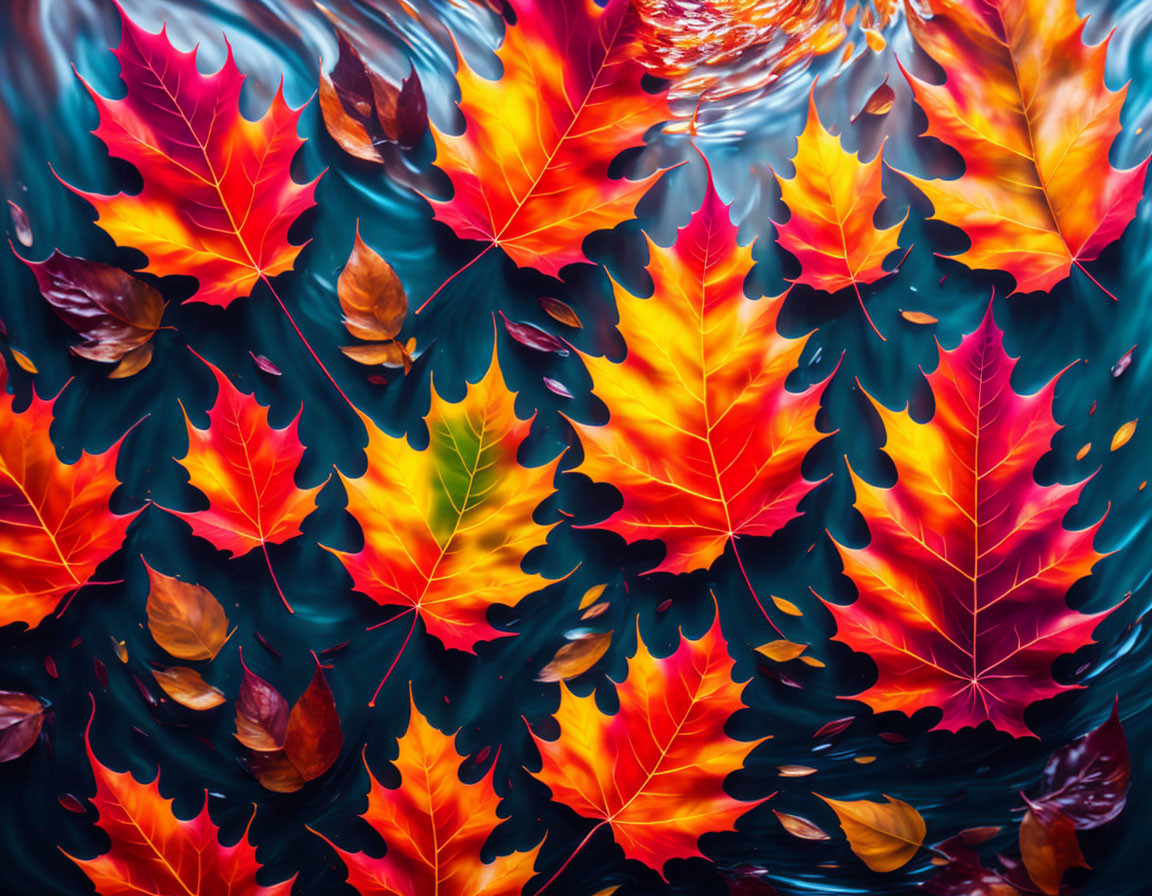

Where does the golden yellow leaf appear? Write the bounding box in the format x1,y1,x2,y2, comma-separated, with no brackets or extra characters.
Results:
756,640,807,662
772,596,803,617
536,631,613,683
1112,419,1137,451
152,666,226,711
579,584,608,610
817,794,926,872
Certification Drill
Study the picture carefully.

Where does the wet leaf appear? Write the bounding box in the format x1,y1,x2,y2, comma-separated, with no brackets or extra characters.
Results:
109,342,154,379
536,631,613,682
771,596,803,617
111,638,128,663
499,312,570,355
543,376,573,398
144,560,230,661
8,199,32,246
856,79,895,120
1112,346,1135,378
0,691,44,762
234,652,289,752
283,662,343,782
817,794,926,872
250,352,281,376
339,224,406,342
774,809,830,840
152,667,226,711
1019,804,1088,895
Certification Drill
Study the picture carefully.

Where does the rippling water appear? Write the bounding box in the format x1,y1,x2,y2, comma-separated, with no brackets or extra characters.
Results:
1,0,1151,894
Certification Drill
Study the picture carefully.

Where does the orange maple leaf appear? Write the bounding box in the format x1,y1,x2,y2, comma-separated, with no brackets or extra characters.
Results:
568,176,829,578
774,90,904,336
316,691,541,896
529,610,768,877
169,354,325,612
67,715,295,896
423,0,670,282
62,7,319,308
822,307,1112,737
897,0,1149,295
324,348,561,657
0,356,138,630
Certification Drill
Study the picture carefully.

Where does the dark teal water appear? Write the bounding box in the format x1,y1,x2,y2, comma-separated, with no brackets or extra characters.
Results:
2,1,1152,894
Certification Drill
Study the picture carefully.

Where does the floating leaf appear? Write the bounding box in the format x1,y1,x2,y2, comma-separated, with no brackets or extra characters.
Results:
1077,442,1091,461
0,691,44,762
543,376,573,398
1111,419,1137,451
234,654,289,752
151,667,226,711
814,717,854,740
144,561,230,662
536,631,613,682
855,79,895,120
499,312,570,356
775,810,830,841
1112,346,1135,378
1019,804,1088,895
900,310,938,325
338,223,408,375
539,296,583,328
7,199,32,246
10,349,36,373
818,794,926,872
578,584,608,610
777,765,818,777
756,640,808,662
250,352,282,376
772,596,803,617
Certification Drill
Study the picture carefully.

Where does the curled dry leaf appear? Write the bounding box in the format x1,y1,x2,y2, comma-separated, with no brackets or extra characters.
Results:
756,640,807,662
20,250,165,375
536,631,613,682
774,809,831,841
817,794,926,872
0,691,44,762
151,667,225,711
8,199,32,246
338,224,411,372
320,27,427,162
1019,804,1088,896
1111,419,1137,451
144,560,230,661
539,296,583,328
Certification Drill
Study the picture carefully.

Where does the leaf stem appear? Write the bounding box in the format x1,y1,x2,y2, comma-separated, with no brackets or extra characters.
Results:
531,820,607,896
1074,259,1120,302
415,243,494,314
732,536,784,637
853,281,886,340
260,274,356,410
368,607,418,707
260,540,292,614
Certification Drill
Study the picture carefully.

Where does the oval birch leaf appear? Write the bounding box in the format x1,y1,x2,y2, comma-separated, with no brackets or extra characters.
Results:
11,349,37,373
756,640,807,662
144,561,230,661
0,691,44,762
151,667,225,711
539,296,583,328
283,663,343,782
817,794,926,872
339,224,406,342
537,631,613,682
1111,419,1137,451
234,652,289,752
341,341,411,368
775,810,831,840
578,584,608,610
772,596,803,617
777,765,818,777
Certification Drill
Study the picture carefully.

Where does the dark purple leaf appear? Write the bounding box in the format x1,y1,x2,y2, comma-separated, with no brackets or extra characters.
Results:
93,658,108,689
57,793,86,814
813,716,854,740
0,691,43,762
543,376,572,398
395,64,428,149
44,655,58,679
250,351,281,376
1112,346,1135,378
499,311,570,356
235,651,289,752
1033,699,1129,830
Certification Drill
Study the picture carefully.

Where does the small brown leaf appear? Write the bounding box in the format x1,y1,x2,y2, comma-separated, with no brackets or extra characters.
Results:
900,310,938,325
756,640,807,662
536,631,613,682
539,296,583,328
319,71,381,162
777,764,818,777
581,602,610,620
0,691,43,763
144,560,230,661
339,224,407,342
817,794,926,872
1019,805,1088,895
243,747,307,793
774,810,831,840
1111,419,1137,451
1076,442,1091,461
152,666,226,711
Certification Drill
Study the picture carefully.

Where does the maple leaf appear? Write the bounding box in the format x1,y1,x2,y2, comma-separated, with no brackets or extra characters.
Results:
63,6,319,308
423,0,670,281
568,177,829,577
822,307,1111,737
897,0,1149,295
324,348,561,653
0,356,138,630
529,611,768,876
168,354,325,612
316,691,541,896
67,716,294,896
774,90,904,337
